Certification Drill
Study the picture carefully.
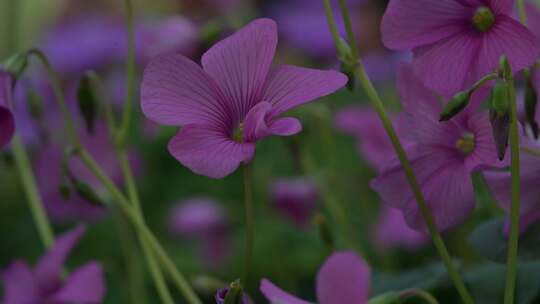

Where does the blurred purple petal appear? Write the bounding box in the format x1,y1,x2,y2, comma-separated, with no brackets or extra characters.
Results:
270,177,319,227
169,198,227,236
373,206,428,250
49,262,105,303
260,279,312,304
1,261,39,304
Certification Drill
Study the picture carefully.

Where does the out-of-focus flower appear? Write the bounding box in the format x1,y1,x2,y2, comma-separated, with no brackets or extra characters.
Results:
35,123,140,222
169,198,229,268
261,251,370,304
526,2,540,39
141,18,347,178
373,206,427,250
215,286,253,304
382,0,540,95
1,225,106,304
370,64,504,232
0,71,15,149
270,177,319,228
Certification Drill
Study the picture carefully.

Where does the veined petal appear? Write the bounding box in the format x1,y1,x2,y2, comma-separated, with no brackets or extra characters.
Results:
243,102,302,142
382,0,471,50
316,251,370,304
141,54,230,128
168,125,255,179
464,111,506,171
262,64,347,117
201,18,277,121
260,279,312,304
1,261,39,304
269,117,302,136
487,0,514,15
49,262,105,303
35,225,86,289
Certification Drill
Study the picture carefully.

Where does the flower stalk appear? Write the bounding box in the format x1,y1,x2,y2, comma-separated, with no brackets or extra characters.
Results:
324,1,474,303
242,163,255,288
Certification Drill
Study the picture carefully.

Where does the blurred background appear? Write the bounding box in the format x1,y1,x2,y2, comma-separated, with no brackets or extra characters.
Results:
2,0,540,303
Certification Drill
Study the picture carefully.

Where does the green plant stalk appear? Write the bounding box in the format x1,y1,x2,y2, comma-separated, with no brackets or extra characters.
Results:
325,0,474,302
400,289,439,304
119,0,136,142
503,74,521,304
28,49,202,304
242,163,255,287
517,0,527,25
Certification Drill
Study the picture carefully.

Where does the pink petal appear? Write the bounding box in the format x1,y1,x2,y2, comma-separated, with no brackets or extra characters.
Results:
49,262,105,303
464,111,506,171
262,64,347,117
269,117,302,136
141,54,229,128
243,102,302,142
412,32,481,95
35,225,86,288
526,2,540,40
381,0,471,50
1,261,39,304
168,124,255,179
488,0,514,15
316,251,370,304
201,18,277,121
260,278,312,304
373,206,428,250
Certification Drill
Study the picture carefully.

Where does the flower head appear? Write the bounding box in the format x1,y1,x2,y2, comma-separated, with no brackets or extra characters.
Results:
260,251,370,304
0,71,15,149
382,0,540,95
270,177,319,227
141,18,347,178
1,225,106,304
370,64,504,232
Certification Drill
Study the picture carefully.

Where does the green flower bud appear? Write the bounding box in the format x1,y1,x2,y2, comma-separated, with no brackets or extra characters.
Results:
439,90,471,121
489,80,510,160
2,52,29,81
77,73,99,135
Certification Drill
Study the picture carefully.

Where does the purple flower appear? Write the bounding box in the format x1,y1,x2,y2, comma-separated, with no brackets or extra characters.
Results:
169,198,230,268
373,206,428,250
0,71,15,149
370,64,504,232
525,2,540,39
261,251,370,304
141,18,347,178
1,225,106,304
270,177,319,228
382,0,540,95
215,286,252,304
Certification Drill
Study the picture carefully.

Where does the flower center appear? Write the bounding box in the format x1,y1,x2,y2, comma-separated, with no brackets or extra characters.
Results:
472,6,495,32
233,122,244,142
456,132,475,155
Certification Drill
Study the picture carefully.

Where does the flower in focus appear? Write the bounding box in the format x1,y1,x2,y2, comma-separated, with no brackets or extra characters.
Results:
381,0,540,95
1,225,106,304
141,18,347,178
215,286,253,304
270,177,319,228
370,64,504,232
373,206,428,251
169,198,230,268
0,71,15,149
261,251,370,304
35,123,140,222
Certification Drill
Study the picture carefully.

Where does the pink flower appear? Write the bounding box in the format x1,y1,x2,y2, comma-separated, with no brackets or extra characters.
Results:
1,225,106,304
141,18,347,178
260,251,370,304
370,64,504,232
270,177,319,228
0,71,15,149
381,0,540,95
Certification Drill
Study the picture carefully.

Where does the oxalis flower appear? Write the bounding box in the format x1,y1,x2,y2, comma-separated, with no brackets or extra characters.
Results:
1,225,106,304
141,18,347,178
270,177,319,228
381,0,540,95
370,64,504,232
0,71,15,149
260,251,370,304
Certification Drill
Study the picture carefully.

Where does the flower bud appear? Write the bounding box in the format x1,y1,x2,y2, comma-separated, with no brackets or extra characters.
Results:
489,80,510,160
2,52,28,82
525,78,539,138
439,90,471,121
77,73,99,135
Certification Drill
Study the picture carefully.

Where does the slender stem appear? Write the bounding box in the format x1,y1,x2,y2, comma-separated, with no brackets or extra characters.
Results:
322,1,474,303
119,0,136,142
503,74,521,304
400,289,439,304
337,0,359,59
10,135,55,248
517,0,527,25
242,163,254,288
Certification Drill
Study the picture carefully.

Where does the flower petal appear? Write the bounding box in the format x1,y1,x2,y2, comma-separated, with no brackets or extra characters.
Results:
35,225,86,288
262,64,347,117
0,71,14,148
316,251,370,304
373,206,428,250
269,117,302,136
49,262,105,303
201,18,277,121
141,54,229,128
243,102,303,142
1,261,39,304
168,124,255,179
260,278,312,304
464,111,506,171
488,0,514,15
381,0,471,50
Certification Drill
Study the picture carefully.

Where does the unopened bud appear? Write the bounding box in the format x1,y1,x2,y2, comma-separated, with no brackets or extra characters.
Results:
440,91,471,121
2,52,29,82
77,73,99,134
489,80,510,160
525,77,539,138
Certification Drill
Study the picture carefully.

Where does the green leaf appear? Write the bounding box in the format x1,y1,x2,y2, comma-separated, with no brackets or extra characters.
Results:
372,262,449,295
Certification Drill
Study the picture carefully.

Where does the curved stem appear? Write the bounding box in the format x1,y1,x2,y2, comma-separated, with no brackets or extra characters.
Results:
242,163,254,288
503,74,521,304
119,0,136,142
400,289,439,304
322,1,474,303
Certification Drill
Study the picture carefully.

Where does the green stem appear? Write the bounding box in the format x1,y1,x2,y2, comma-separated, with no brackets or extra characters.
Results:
322,1,474,303
517,0,527,25
242,163,254,288
10,135,55,248
337,0,359,59
503,73,521,304
400,289,439,304
119,0,136,142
